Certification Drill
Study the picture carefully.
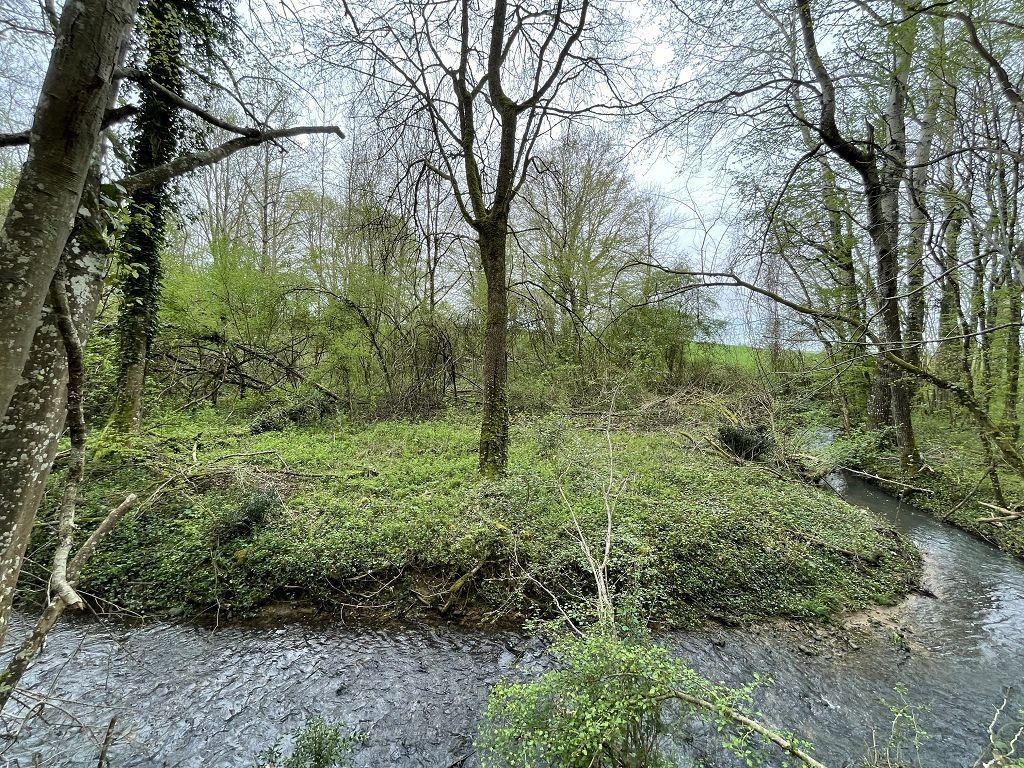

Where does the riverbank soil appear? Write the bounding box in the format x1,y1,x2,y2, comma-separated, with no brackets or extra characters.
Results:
24,410,919,627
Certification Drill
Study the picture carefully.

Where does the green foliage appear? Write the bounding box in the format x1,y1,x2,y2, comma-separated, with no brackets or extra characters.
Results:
478,628,812,768
0,157,17,215
254,717,362,768
841,413,1024,558
213,488,280,541
860,684,929,768
30,412,918,624
479,630,682,768
147,127,732,421
82,329,121,424
824,429,890,470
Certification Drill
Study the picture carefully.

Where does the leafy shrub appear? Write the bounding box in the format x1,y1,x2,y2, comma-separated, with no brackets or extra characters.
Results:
478,628,807,768
254,717,362,768
718,424,775,460
213,489,280,541
479,630,680,767
250,391,339,434
825,429,890,470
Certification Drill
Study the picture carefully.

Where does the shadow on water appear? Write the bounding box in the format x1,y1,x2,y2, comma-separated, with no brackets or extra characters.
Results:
3,473,1023,767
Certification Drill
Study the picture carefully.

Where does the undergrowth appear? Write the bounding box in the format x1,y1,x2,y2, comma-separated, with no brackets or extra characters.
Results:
478,627,796,768
254,717,361,768
25,409,918,626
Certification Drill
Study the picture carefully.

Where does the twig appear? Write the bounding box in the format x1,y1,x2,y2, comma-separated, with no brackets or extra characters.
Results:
96,716,117,768
840,467,935,494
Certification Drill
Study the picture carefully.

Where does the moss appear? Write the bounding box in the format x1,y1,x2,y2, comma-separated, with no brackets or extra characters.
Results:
27,411,919,627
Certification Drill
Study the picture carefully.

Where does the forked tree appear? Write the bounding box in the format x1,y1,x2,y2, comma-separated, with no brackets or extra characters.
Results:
334,0,655,474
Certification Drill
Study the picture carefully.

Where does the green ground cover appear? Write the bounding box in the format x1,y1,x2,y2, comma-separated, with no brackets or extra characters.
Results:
27,410,918,627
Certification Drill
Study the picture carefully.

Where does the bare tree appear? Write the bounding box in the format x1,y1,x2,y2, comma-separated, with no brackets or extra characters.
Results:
794,0,922,468
333,0,654,473
662,0,1024,480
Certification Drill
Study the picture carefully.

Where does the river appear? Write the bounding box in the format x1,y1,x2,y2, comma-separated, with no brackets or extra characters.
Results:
2,473,1022,767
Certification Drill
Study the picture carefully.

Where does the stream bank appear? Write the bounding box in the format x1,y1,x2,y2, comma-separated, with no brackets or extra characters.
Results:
28,417,917,627
2,473,1023,766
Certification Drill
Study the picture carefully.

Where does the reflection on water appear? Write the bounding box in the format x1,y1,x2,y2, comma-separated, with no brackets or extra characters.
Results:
2,473,1023,767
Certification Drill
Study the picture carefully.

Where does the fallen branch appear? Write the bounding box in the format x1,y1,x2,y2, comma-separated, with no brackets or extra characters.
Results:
840,467,934,495
670,690,829,768
440,554,491,615
229,341,343,403
977,501,1023,526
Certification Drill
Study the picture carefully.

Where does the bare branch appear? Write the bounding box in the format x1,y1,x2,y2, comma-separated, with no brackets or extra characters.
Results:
116,124,344,194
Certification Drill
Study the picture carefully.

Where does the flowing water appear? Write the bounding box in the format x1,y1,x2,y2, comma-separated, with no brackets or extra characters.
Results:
2,473,1023,767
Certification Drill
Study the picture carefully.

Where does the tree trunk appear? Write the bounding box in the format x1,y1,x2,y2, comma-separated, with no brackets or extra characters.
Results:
478,223,510,476
109,0,183,432
904,62,942,368
867,363,893,430
936,194,964,384
111,329,149,431
980,248,1000,407
1003,265,1022,440
0,187,107,648
0,0,136,422
796,0,919,466
870,176,920,467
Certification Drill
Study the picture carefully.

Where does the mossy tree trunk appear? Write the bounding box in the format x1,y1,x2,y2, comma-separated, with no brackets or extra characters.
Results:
1003,277,1021,441
110,0,184,432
